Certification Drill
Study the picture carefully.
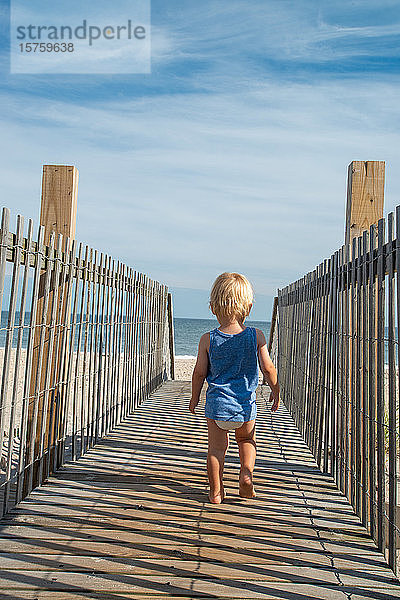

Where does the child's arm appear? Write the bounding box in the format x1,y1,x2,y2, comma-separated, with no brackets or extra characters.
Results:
189,333,209,414
256,329,280,412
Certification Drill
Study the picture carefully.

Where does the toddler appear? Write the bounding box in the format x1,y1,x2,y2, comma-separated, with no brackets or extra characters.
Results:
189,272,280,504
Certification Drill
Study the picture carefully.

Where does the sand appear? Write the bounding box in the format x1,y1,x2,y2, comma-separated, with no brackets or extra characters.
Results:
174,357,196,380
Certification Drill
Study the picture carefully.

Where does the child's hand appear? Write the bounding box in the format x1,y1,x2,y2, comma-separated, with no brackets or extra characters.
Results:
189,398,199,414
269,392,280,412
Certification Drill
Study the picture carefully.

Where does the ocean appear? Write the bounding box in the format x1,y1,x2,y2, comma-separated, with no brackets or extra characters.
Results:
0,312,270,358
0,312,394,364
174,318,271,357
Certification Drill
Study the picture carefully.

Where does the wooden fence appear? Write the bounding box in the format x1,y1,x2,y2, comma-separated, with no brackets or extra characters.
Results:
0,207,174,516
271,206,400,574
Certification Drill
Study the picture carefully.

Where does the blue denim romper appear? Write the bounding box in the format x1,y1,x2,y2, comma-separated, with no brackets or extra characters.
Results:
205,326,258,422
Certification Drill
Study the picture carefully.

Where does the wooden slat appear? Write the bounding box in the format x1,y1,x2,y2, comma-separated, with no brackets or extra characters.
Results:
355,234,362,516
3,219,33,513
376,218,385,552
387,211,397,571
360,229,369,527
16,224,45,503
26,232,56,494
0,208,10,315
0,214,23,514
36,234,63,485
69,242,82,461
368,223,377,540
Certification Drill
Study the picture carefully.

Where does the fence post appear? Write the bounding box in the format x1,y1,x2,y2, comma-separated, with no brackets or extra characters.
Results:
167,292,175,380
345,161,385,246
344,160,384,537
24,165,78,493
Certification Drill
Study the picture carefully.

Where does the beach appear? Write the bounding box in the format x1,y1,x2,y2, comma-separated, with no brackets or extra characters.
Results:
174,357,196,380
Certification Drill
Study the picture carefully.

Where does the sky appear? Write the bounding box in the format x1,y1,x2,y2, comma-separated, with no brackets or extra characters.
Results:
1,0,400,319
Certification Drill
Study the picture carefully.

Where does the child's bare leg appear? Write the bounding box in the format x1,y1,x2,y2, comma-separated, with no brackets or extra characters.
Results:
235,420,256,498
206,418,228,503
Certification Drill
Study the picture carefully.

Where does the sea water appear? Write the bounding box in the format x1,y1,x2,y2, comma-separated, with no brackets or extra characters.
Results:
174,317,271,357
0,312,271,358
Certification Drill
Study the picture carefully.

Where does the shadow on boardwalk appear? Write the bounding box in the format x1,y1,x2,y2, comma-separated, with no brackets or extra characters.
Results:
0,380,399,599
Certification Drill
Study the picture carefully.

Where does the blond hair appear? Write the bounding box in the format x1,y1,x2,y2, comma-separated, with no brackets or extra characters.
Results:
209,272,253,322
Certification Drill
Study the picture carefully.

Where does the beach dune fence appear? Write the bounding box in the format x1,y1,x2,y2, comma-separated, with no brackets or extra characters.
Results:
0,203,174,516
269,162,400,573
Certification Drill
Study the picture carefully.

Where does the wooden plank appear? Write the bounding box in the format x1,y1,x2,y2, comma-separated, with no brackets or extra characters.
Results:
16,225,45,503
50,236,74,472
337,245,346,491
87,249,97,447
0,587,399,600
25,232,57,494
0,553,337,569
345,160,385,245
267,296,278,356
1,551,391,570
361,229,369,528
0,573,398,595
350,236,357,508
25,166,78,494
376,218,386,552
0,215,23,515
368,223,377,540
387,211,397,573
3,219,33,514
167,291,175,380
36,234,63,485
39,166,78,247
0,591,397,600
69,242,82,461
355,234,362,516
0,208,10,314
1,380,397,598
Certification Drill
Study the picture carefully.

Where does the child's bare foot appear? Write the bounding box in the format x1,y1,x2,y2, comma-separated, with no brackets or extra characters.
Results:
208,488,224,504
239,473,256,499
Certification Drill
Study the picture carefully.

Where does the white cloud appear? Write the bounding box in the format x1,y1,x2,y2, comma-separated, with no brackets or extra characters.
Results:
2,0,400,316
1,76,400,302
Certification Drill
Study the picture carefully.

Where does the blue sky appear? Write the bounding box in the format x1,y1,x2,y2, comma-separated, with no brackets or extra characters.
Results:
1,0,400,318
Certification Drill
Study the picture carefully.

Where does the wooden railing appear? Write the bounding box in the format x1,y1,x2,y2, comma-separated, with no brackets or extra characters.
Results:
0,207,174,515
271,206,400,573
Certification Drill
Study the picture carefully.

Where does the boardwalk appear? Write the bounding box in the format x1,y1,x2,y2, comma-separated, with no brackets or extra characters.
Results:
0,380,399,599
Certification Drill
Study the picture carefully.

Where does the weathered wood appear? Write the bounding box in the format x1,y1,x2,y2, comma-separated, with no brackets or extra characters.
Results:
167,291,175,380
272,165,400,572
376,218,385,552
345,160,385,245
0,202,171,521
360,230,368,528
344,164,384,516
3,220,33,513
0,381,397,598
368,223,377,540
387,211,397,572
39,165,78,248
0,215,23,509
355,235,362,515
267,296,278,356
50,235,73,473
25,166,79,492
0,208,10,315
25,232,56,494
